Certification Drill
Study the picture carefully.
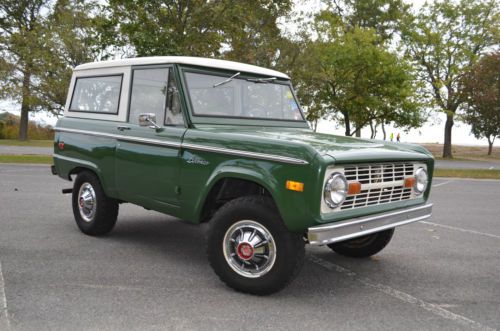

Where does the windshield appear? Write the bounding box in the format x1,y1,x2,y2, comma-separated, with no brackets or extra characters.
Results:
184,72,304,121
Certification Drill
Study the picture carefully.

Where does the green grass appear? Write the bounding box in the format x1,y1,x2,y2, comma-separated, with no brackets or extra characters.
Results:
0,155,52,164
434,168,500,180
0,139,53,147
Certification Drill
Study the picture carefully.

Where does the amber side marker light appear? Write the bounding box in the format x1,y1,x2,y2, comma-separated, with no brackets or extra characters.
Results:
404,177,416,188
286,180,304,192
347,182,361,195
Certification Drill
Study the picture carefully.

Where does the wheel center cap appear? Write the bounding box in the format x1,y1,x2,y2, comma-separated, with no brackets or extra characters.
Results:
237,243,254,260
79,197,84,208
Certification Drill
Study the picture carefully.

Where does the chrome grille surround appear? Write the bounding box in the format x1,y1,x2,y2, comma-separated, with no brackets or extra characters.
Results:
321,162,427,214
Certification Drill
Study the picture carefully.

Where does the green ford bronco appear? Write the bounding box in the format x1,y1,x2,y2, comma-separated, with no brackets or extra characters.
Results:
52,56,433,295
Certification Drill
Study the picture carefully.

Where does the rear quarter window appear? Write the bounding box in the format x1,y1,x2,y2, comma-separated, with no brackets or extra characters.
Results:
69,75,123,114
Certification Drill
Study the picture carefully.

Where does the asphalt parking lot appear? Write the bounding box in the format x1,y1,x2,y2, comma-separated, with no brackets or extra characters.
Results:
0,164,499,331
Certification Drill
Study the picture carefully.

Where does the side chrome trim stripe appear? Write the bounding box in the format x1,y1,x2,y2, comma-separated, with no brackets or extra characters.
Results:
181,143,309,165
55,127,181,148
120,135,181,148
56,127,118,140
53,154,98,169
55,127,309,165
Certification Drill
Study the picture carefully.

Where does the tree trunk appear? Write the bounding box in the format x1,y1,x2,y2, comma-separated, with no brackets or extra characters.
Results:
343,111,351,136
369,121,374,139
18,71,31,141
313,119,318,132
355,127,361,137
372,123,378,139
381,122,387,140
487,136,494,156
442,112,454,159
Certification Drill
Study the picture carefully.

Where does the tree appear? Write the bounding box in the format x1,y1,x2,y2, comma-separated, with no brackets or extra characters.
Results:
107,0,228,57
462,52,500,155
221,0,292,67
106,0,293,65
36,0,111,115
401,0,499,158
0,1,49,140
328,0,410,42
294,11,424,137
0,0,107,139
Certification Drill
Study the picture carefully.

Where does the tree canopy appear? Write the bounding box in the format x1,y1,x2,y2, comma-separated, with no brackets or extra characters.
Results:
0,0,109,139
462,52,500,155
293,6,424,138
400,0,499,157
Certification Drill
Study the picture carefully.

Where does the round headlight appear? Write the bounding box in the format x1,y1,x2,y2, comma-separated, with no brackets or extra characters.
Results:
414,167,428,194
324,173,348,208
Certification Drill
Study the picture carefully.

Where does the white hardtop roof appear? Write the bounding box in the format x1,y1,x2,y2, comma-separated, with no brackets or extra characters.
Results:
74,56,290,79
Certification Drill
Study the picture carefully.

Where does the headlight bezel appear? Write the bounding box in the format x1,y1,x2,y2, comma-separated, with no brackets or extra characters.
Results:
323,172,348,209
414,167,428,194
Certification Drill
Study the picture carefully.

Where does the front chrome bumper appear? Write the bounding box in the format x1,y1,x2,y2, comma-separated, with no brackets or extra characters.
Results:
308,203,433,245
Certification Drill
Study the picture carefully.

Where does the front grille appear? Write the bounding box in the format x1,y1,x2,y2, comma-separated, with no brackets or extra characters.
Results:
344,162,414,184
341,186,412,210
340,162,415,210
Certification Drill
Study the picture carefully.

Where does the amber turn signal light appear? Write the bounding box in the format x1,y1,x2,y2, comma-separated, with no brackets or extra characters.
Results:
347,182,361,195
286,180,304,192
404,177,416,188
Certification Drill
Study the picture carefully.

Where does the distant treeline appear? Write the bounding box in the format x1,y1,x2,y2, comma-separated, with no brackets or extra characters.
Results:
0,112,53,140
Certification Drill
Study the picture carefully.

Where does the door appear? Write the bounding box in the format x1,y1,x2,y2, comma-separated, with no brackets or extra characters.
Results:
115,66,186,212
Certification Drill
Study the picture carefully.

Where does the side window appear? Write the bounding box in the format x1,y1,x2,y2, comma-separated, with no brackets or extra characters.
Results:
70,75,122,114
165,68,184,126
129,68,169,125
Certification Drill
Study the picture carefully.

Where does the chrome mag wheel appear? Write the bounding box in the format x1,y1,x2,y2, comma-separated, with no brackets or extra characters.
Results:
223,220,277,278
78,182,97,222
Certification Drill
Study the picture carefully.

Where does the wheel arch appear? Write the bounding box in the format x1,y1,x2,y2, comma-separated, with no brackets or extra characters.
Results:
68,166,99,181
195,167,281,224
60,161,115,198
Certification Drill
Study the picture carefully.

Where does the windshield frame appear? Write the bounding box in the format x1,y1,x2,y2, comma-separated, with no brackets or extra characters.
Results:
180,67,308,126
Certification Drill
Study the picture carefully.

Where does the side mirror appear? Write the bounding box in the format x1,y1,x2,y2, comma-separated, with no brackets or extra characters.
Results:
138,113,161,129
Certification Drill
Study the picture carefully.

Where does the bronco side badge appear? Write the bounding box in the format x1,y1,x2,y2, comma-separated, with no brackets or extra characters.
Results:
187,157,209,166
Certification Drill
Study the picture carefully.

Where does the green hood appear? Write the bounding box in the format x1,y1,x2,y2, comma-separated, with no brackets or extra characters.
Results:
190,125,433,164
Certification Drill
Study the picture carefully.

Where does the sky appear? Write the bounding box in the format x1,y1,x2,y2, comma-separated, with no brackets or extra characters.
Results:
0,0,491,146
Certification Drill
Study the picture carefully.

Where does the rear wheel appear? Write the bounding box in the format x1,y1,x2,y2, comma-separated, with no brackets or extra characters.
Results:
72,171,119,236
207,196,305,295
327,228,394,258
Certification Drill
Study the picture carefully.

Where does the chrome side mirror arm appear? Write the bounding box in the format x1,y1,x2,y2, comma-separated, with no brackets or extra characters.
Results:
139,113,161,129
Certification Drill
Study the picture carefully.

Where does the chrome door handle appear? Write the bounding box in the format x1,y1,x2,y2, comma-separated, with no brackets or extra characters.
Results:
117,126,131,131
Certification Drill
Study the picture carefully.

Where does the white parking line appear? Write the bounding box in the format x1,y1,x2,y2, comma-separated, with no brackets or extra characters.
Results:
420,221,500,239
0,262,11,330
433,180,453,188
434,177,500,182
309,254,494,331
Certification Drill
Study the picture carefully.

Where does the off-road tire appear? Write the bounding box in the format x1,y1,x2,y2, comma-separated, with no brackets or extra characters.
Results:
72,171,119,236
327,228,395,258
207,195,305,295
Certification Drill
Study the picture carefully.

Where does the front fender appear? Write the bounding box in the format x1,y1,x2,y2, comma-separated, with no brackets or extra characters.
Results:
178,154,319,233
192,163,280,222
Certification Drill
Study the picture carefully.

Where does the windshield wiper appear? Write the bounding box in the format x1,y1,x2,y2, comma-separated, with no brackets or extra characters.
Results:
213,72,240,87
246,77,278,83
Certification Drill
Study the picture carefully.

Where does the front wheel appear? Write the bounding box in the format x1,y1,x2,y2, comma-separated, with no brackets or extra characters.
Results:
72,171,119,236
207,196,305,295
327,228,395,258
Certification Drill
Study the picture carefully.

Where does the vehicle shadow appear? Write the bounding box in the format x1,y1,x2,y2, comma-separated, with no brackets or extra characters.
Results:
109,213,209,265
102,212,384,299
